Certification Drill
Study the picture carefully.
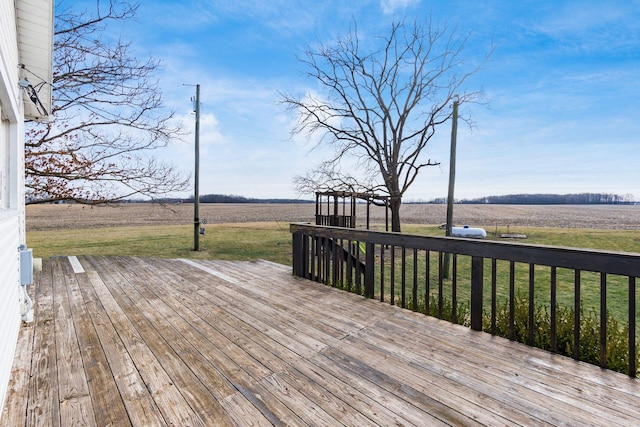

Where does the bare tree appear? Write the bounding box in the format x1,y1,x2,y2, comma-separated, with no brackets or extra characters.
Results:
24,0,188,204
283,19,487,231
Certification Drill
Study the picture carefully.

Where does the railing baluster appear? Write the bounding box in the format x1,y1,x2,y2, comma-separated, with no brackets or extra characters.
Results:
528,263,535,346
574,270,581,360
320,236,326,283
365,242,375,298
438,252,444,318
380,244,385,302
319,236,324,282
339,238,345,288
509,261,515,340
346,239,353,292
551,266,557,353
630,277,636,377
452,254,458,323
331,239,342,288
303,234,310,279
470,256,484,331
491,259,497,335
401,247,406,309
425,251,430,315
390,246,395,306
317,236,322,282
311,235,317,281
600,273,607,368
413,249,418,312
324,237,331,285
355,240,362,294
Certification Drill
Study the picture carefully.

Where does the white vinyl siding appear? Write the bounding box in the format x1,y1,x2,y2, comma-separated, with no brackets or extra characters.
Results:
0,2,22,413
0,116,9,209
0,213,20,414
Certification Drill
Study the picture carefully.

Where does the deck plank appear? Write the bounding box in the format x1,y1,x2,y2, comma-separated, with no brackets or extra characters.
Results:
373,313,640,424
4,256,640,427
24,260,59,427
50,258,95,427
105,257,265,426
80,267,165,426
59,259,131,427
162,261,452,425
86,256,216,427
2,288,35,427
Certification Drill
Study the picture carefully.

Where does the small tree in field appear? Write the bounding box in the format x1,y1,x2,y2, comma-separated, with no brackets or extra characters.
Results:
283,19,487,231
25,0,188,204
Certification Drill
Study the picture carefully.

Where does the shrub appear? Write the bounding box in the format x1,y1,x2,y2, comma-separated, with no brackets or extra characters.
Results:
485,294,639,375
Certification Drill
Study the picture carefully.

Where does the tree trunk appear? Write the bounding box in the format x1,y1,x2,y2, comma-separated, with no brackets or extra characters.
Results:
390,196,402,232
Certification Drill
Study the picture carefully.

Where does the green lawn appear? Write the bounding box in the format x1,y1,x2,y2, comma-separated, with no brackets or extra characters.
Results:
27,222,294,265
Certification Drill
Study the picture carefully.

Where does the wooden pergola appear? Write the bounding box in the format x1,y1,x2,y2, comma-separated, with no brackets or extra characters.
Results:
315,191,391,230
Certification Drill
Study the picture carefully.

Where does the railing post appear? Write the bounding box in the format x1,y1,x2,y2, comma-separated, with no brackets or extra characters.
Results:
292,232,306,278
365,242,375,298
471,256,484,331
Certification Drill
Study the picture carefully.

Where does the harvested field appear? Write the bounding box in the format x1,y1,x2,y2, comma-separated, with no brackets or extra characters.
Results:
26,202,640,231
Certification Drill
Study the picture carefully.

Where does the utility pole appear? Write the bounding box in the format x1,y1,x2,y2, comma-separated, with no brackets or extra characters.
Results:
443,96,459,278
193,84,201,251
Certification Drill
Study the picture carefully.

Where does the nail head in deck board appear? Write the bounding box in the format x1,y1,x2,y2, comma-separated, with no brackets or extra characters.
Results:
4,256,640,426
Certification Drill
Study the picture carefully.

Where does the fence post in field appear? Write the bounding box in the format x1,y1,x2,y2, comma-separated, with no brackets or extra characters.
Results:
471,256,484,331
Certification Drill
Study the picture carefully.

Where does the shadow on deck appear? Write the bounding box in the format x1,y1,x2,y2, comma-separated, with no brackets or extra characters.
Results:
2,256,639,426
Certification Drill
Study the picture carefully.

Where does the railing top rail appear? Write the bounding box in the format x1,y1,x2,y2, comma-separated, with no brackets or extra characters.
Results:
290,222,640,277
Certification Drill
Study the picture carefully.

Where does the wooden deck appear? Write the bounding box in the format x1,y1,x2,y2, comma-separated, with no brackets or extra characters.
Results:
2,256,639,426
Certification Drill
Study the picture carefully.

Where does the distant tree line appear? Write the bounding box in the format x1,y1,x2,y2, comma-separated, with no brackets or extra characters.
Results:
128,194,312,204
119,192,634,205
455,193,635,205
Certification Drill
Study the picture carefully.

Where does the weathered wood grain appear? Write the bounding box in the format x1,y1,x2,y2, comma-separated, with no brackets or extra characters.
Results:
52,259,95,427
59,259,129,427
80,267,165,426
1,294,34,427
3,256,640,426
23,258,59,427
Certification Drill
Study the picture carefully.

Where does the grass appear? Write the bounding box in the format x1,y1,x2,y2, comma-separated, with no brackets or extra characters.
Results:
27,222,293,265
28,221,640,264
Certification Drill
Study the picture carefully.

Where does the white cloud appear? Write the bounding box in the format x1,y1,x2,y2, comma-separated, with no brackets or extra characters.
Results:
380,0,420,15
528,2,640,54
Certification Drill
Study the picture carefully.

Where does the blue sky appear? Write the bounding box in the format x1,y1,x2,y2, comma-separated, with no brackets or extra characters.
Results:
77,0,640,201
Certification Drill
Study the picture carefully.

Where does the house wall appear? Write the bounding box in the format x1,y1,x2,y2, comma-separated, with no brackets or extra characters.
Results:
0,212,20,414
0,0,26,415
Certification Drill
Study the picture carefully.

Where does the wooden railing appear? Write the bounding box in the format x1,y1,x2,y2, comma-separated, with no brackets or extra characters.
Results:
290,222,640,377
315,214,354,228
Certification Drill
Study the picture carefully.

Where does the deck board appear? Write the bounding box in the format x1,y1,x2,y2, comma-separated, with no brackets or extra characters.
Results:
3,255,640,426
